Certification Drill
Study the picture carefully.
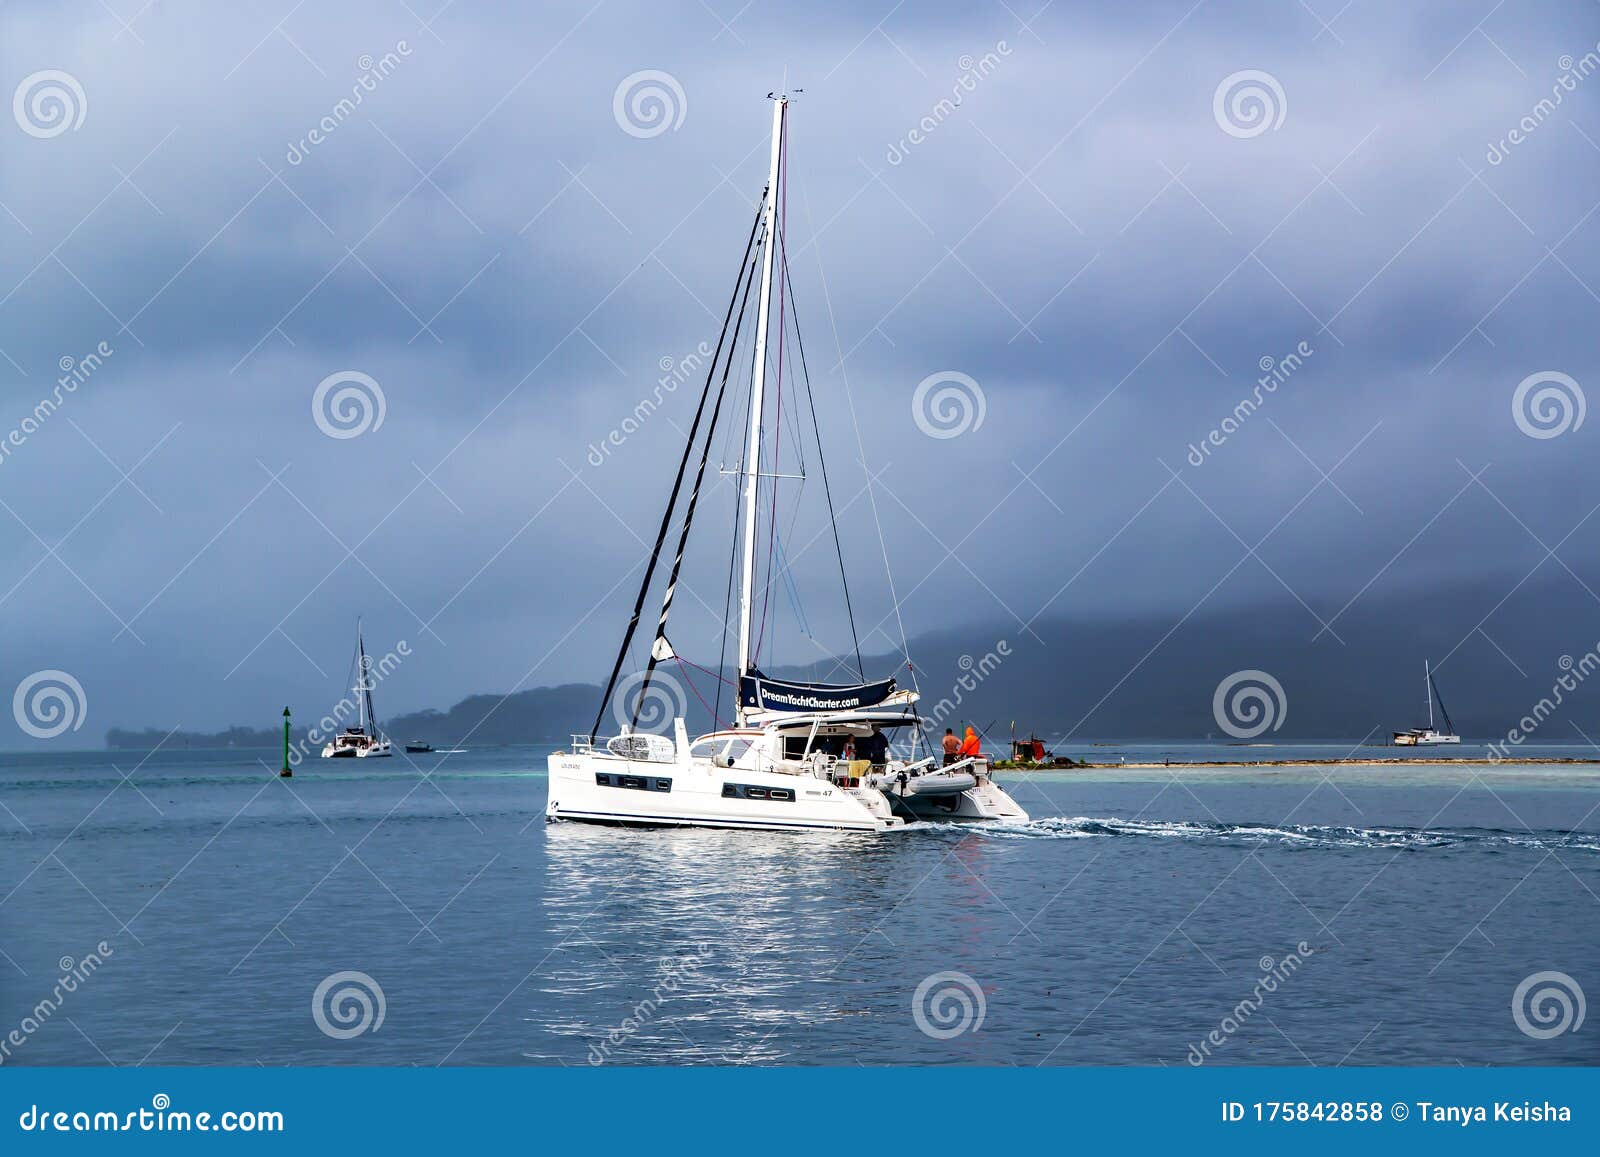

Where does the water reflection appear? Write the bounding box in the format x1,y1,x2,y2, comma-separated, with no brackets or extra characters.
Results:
535,823,1010,1064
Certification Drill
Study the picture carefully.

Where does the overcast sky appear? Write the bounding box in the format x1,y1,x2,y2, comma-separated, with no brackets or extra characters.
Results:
3,1,1599,740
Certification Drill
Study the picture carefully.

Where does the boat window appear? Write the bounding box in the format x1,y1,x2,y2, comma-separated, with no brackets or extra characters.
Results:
722,737,758,763
688,737,726,760
595,772,672,793
721,783,794,802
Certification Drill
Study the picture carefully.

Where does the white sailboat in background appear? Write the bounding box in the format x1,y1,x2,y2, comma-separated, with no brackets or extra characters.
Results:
545,96,1027,832
321,620,393,758
1393,660,1460,746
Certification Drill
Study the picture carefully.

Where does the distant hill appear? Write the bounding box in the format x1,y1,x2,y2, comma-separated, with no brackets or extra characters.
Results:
106,725,282,749
382,683,598,745
105,572,1600,749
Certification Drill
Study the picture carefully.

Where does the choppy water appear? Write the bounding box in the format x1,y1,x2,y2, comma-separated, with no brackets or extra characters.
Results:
2,744,1597,1066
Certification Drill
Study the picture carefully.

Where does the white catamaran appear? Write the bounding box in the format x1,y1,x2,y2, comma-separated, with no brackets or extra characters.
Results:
545,97,1027,833
321,621,393,759
1393,660,1460,746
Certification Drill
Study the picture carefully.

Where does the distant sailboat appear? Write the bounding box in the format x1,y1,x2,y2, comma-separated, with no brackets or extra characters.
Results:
1393,661,1461,746
321,620,393,759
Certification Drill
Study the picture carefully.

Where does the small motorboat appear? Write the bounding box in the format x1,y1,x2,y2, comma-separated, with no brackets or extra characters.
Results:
872,757,1028,821
893,767,978,796
404,741,433,753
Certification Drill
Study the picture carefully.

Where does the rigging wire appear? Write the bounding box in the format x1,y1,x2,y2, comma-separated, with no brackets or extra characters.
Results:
631,215,767,730
796,187,923,749
775,215,865,679
588,197,766,742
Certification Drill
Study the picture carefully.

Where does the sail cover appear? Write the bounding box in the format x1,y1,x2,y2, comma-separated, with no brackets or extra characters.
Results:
738,669,896,713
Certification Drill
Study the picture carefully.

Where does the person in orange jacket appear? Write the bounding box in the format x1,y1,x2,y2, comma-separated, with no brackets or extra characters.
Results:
958,726,981,759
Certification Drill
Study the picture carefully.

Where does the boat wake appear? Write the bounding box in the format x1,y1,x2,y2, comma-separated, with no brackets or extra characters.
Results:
942,815,1600,853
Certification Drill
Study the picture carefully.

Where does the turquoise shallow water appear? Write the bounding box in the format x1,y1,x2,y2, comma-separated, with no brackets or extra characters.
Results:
1,744,1597,1066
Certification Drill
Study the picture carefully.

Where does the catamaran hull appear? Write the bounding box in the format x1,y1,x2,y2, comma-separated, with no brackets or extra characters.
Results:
891,780,1029,822
321,742,393,758
545,752,901,833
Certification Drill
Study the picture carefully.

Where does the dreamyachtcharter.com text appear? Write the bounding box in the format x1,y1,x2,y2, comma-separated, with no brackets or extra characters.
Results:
17,1094,283,1134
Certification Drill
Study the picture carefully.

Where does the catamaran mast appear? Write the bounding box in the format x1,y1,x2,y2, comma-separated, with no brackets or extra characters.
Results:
736,95,786,718
1425,660,1433,730
356,622,374,732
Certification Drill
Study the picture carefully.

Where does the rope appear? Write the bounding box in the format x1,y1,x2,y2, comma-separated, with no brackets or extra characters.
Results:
589,198,765,742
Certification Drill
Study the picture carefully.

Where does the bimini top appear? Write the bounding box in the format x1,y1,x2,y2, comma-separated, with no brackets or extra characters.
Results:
759,707,921,733
738,669,897,714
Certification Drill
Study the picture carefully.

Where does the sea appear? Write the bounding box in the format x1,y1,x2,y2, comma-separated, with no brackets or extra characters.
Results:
2,741,1596,1067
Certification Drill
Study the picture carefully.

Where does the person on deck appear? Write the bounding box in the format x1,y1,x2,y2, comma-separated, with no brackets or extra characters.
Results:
861,725,889,768
958,726,982,759
942,728,960,766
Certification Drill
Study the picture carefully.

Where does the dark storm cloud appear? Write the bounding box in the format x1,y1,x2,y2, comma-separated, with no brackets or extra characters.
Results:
2,1,1598,738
